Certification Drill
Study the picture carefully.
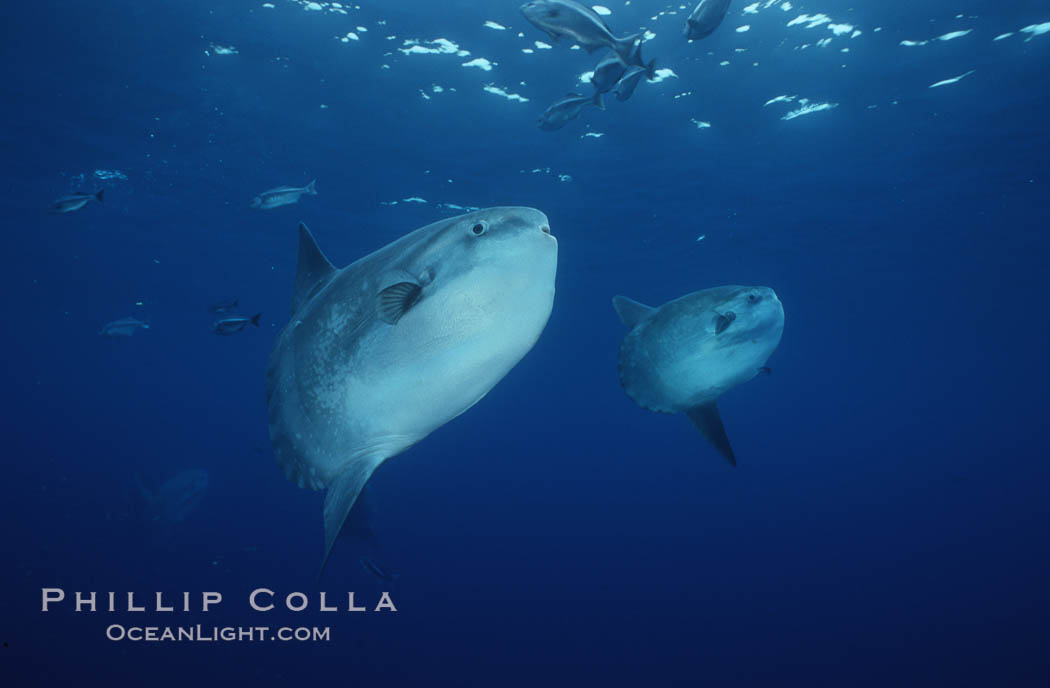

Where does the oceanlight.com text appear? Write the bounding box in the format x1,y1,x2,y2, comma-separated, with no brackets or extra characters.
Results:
105,624,331,642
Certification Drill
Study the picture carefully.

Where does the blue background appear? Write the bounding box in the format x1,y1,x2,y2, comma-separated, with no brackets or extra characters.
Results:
2,0,1048,685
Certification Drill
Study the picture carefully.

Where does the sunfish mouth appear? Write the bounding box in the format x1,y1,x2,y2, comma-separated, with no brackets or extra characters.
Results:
541,224,551,235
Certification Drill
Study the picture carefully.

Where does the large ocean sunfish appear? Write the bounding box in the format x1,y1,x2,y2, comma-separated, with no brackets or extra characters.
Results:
267,209,558,573
613,286,784,465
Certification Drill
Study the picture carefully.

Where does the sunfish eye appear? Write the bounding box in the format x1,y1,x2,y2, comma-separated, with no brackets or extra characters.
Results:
470,221,488,236
747,294,761,304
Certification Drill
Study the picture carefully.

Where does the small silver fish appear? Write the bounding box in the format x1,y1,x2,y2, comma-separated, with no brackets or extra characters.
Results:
612,65,652,102
208,298,239,314
212,313,261,335
520,0,642,64
622,35,655,72
51,189,104,214
590,53,627,94
250,180,317,210
684,0,732,40
99,317,149,337
538,92,605,131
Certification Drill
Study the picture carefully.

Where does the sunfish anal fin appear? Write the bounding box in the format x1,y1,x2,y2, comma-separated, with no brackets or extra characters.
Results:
685,401,737,467
377,282,423,325
612,295,655,328
292,223,336,315
319,459,381,581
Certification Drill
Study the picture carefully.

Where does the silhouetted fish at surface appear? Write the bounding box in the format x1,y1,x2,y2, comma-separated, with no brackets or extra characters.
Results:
212,313,261,335
520,0,642,64
135,470,209,523
209,298,239,314
684,0,732,40
51,189,103,214
251,180,317,209
590,53,627,94
99,317,149,336
612,63,656,102
538,92,604,130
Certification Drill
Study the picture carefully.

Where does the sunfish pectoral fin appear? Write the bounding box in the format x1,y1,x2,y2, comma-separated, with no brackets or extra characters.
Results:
715,311,736,334
377,282,423,324
612,295,655,328
292,223,336,314
685,401,737,466
318,460,381,581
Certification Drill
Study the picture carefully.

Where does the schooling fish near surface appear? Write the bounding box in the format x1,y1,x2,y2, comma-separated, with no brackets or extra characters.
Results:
684,0,733,40
613,286,784,465
520,0,642,64
267,209,558,575
99,317,149,336
51,189,103,214
590,53,627,94
251,180,317,210
612,62,656,102
212,313,261,335
538,92,605,130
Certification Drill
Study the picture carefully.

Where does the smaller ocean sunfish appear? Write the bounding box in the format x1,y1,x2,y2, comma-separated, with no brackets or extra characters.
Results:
613,285,784,465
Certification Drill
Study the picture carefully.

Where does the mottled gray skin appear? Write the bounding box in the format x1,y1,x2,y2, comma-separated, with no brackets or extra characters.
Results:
614,286,783,464
136,469,209,522
521,0,642,64
684,0,732,40
590,53,627,94
251,180,317,209
51,189,103,213
539,92,604,130
267,208,557,574
99,317,149,336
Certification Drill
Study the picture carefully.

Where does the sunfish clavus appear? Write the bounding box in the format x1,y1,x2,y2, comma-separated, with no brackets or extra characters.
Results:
613,286,784,465
267,208,558,574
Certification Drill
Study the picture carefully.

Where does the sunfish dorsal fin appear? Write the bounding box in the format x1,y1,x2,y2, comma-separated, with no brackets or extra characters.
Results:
686,401,737,467
612,295,655,328
292,222,336,314
318,459,381,581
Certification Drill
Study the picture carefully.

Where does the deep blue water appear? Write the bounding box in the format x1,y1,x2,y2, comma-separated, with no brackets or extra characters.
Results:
3,0,1049,685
